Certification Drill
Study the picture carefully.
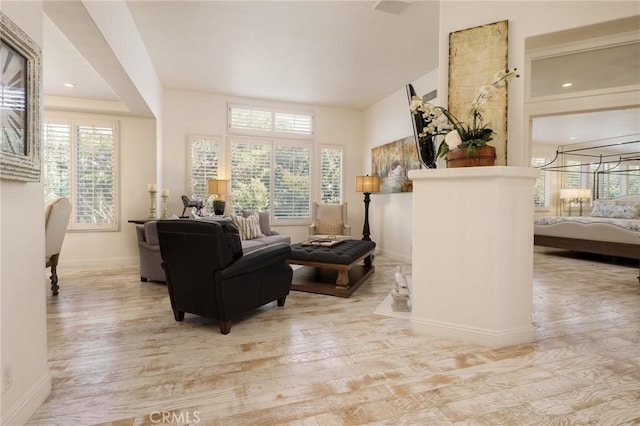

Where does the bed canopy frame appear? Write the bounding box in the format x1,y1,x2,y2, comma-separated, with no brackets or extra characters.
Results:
537,138,640,199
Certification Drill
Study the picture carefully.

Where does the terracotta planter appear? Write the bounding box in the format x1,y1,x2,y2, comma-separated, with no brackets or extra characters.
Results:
446,145,496,168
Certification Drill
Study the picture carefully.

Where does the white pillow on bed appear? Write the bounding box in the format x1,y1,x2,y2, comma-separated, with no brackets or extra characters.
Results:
590,199,640,219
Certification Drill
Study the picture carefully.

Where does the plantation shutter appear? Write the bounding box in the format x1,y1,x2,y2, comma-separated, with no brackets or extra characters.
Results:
229,105,272,131
228,104,313,137
43,120,71,201
274,145,310,219
74,123,116,228
274,111,314,135
188,136,220,201
531,157,548,207
565,160,582,189
230,140,272,214
320,146,343,204
628,165,640,194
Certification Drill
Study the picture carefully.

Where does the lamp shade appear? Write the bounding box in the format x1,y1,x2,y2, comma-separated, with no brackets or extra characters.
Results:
355,175,380,193
207,179,229,195
576,188,592,200
560,188,591,200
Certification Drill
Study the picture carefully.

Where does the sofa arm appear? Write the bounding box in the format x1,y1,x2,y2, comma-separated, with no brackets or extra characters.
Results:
136,224,146,243
221,243,291,279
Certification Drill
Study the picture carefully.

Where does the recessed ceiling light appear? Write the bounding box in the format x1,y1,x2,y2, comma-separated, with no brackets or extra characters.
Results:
63,82,75,88
569,136,576,140
561,82,573,88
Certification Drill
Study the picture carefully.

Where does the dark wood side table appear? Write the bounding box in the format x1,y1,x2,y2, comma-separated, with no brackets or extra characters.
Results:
128,219,153,224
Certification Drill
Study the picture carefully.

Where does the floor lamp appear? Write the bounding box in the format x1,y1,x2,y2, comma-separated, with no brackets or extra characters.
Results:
355,175,380,241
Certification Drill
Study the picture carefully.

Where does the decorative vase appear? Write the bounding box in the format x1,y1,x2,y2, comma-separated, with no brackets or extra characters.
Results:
212,199,226,216
416,135,437,169
446,145,496,168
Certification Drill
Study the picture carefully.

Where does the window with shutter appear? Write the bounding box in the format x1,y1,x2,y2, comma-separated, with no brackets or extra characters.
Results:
274,144,310,219
531,157,549,207
228,104,314,138
628,165,640,195
565,159,583,190
43,115,118,231
230,139,272,213
43,120,71,201
320,146,343,204
187,135,221,201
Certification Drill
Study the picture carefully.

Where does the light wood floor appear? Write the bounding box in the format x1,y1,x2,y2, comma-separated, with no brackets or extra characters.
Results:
28,249,639,425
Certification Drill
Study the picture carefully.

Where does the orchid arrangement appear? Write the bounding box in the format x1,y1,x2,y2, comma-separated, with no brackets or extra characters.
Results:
410,68,519,158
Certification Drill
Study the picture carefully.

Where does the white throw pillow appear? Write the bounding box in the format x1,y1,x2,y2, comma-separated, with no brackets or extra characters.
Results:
591,200,640,219
231,212,265,240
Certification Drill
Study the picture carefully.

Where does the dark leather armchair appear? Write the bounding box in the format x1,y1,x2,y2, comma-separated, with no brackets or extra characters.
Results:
156,219,293,334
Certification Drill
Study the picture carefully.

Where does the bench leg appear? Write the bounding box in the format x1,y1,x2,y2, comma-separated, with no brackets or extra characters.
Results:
336,270,349,287
364,254,374,268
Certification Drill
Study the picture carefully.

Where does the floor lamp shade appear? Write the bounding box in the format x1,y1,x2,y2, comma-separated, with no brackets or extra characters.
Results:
207,179,229,215
355,175,380,194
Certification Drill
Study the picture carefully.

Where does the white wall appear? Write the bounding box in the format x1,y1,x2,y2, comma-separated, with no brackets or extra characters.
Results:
362,70,440,262
360,1,638,262
437,1,640,167
162,89,364,244
0,3,52,424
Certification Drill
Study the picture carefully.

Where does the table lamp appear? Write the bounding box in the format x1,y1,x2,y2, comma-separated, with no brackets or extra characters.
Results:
208,179,229,216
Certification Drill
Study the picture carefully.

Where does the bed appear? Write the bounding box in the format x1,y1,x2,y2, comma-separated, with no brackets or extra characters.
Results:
534,195,640,282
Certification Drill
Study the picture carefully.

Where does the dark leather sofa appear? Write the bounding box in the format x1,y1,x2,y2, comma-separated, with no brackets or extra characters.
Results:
156,219,293,334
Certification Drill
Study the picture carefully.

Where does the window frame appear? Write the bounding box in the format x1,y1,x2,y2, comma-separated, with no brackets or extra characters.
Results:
43,113,119,232
227,103,315,140
228,136,313,225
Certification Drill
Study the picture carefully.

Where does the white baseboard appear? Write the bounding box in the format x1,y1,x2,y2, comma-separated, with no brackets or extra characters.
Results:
1,370,52,425
410,316,535,348
375,248,411,263
60,256,138,270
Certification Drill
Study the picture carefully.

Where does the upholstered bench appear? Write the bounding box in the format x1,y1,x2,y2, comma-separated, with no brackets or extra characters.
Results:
287,239,376,297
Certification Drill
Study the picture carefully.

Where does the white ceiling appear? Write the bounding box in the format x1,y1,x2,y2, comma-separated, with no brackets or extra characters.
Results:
44,0,440,110
40,1,640,149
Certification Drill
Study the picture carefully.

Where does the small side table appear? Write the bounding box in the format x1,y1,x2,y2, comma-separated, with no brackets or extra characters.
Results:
128,219,152,224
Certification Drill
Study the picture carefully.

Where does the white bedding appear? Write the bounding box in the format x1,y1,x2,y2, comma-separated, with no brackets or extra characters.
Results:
535,216,640,232
535,195,640,247
534,216,640,246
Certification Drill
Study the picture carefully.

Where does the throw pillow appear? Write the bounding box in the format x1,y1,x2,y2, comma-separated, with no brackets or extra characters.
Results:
231,213,265,240
242,210,271,236
591,200,640,219
315,219,344,235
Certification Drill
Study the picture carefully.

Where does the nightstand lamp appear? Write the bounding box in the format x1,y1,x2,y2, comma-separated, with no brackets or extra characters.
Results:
560,188,591,216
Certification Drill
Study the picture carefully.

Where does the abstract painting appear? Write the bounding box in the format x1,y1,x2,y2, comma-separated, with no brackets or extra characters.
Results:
371,136,420,193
